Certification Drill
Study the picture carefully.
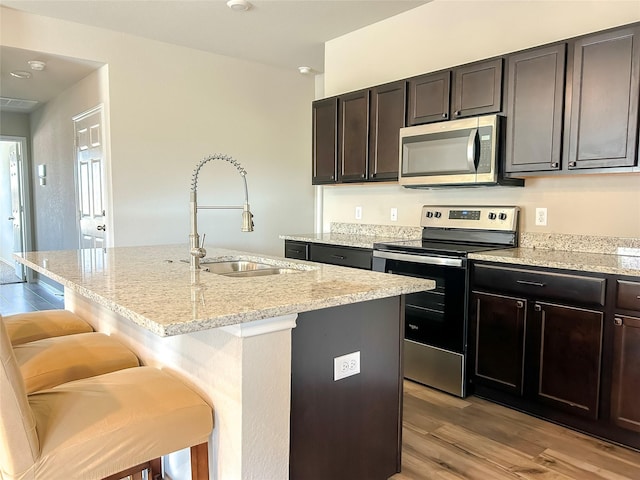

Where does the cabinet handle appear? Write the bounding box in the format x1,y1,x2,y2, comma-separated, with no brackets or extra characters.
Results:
454,110,461,117
331,254,346,260
534,304,541,312
568,161,577,168
442,113,448,118
614,317,623,326
516,300,524,309
516,280,546,287
550,162,559,169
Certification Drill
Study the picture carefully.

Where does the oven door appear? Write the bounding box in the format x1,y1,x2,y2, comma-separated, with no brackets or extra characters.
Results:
372,250,467,353
373,249,469,397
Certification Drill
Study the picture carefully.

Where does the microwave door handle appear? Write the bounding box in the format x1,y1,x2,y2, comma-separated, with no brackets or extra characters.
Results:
467,128,479,171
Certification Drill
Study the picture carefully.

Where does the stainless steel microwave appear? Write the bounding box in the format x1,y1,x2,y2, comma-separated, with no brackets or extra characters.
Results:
398,115,523,188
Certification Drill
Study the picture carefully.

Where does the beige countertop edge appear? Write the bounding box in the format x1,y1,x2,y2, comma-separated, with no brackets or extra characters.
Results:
17,253,434,337
469,248,640,278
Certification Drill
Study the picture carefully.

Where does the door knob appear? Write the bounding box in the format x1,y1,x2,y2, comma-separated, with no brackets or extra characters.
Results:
97,225,106,231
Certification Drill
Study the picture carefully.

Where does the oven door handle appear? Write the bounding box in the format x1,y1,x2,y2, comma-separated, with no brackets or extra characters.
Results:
373,249,464,268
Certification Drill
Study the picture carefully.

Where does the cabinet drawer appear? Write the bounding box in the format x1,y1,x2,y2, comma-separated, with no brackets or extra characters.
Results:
473,264,605,306
616,280,640,312
310,244,372,270
284,240,309,260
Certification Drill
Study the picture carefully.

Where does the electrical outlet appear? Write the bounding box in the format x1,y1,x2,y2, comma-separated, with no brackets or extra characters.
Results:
390,207,398,222
334,351,360,381
355,206,362,220
535,207,548,226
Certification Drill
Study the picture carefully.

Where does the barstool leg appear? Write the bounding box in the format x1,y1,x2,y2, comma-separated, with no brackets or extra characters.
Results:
190,443,209,480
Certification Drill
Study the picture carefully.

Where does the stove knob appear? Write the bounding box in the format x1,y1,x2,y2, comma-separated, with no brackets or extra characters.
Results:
499,213,508,220
434,211,442,218
488,212,497,220
426,211,434,218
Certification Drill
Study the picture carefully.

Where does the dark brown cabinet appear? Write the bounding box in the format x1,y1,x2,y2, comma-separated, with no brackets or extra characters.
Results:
314,82,405,184
452,58,503,119
406,71,450,125
339,90,370,182
471,292,527,395
564,26,640,170
610,314,640,433
505,44,566,173
369,81,406,181
531,302,603,419
312,97,338,185
611,279,640,433
406,59,503,126
471,263,606,420
284,240,372,270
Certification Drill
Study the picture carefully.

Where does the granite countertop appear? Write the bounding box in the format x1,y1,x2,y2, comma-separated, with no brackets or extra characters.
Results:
469,247,640,277
15,245,434,337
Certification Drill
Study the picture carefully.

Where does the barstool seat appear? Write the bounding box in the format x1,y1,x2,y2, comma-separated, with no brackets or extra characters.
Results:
14,332,140,394
1,316,213,480
4,309,93,346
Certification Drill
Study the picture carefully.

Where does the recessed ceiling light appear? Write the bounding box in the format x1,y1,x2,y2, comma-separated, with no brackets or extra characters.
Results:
28,60,46,71
227,0,252,11
10,71,32,79
298,66,313,75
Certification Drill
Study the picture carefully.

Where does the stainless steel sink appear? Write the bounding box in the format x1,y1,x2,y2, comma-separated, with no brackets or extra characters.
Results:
199,260,302,277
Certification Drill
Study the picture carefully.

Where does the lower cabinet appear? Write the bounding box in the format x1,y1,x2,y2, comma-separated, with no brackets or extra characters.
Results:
284,239,372,270
532,302,603,419
610,314,640,433
470,263,640,450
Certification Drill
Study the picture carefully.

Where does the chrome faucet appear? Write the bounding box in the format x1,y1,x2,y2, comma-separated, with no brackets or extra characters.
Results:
189,154,254,270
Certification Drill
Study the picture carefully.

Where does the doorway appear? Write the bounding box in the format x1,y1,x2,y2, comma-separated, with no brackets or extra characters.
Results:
0,136,30,284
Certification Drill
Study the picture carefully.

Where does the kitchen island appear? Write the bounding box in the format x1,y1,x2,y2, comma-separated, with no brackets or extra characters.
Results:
15,244,434,480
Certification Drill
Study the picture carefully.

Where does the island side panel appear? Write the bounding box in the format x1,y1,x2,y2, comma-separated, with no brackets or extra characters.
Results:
290,295,405,480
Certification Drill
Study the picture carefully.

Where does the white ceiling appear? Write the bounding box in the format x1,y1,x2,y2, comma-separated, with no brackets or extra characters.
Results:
0,0,429,111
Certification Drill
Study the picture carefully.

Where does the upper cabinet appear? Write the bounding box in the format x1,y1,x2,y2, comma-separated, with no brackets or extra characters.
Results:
314,22,640,185
313,81,406,185
407,71,450,125
564,26,640,170
505,44,567,173
407,59,503,126
312,97,338,185
369,81,406,181
452,58,503,119
339,90,370,182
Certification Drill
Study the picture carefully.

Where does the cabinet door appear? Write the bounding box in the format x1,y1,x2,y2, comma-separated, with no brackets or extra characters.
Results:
471,292,527,395
312,97,338,184
339,90,369,182
369,81,406,181
532,302,603,419
565,26,640,170
406,71,450,125
505,44,566,173
452,58,503,119
611,315,640,432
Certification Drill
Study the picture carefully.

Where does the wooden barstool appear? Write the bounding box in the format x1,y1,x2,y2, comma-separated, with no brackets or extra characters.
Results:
4,309,93,345
0,315,213,480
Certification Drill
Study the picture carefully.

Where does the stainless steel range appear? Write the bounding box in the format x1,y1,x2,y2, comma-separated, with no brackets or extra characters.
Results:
372,205,520,397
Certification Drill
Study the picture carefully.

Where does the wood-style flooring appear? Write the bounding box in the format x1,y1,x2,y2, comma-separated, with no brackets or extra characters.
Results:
0,281,64,315
393,380,640,480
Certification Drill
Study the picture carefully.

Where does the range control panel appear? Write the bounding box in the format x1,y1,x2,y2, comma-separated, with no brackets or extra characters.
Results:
420,205,520,231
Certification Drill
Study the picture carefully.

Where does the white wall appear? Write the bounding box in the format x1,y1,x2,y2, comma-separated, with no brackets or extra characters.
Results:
1,6,315,256
322,0,640,238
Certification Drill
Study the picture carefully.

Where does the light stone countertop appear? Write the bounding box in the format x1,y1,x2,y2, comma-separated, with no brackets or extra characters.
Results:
469,247,640,277
14,244,434,337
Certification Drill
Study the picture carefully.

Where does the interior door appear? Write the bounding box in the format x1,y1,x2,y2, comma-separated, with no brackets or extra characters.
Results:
74,106,107,250
8,143,26,279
